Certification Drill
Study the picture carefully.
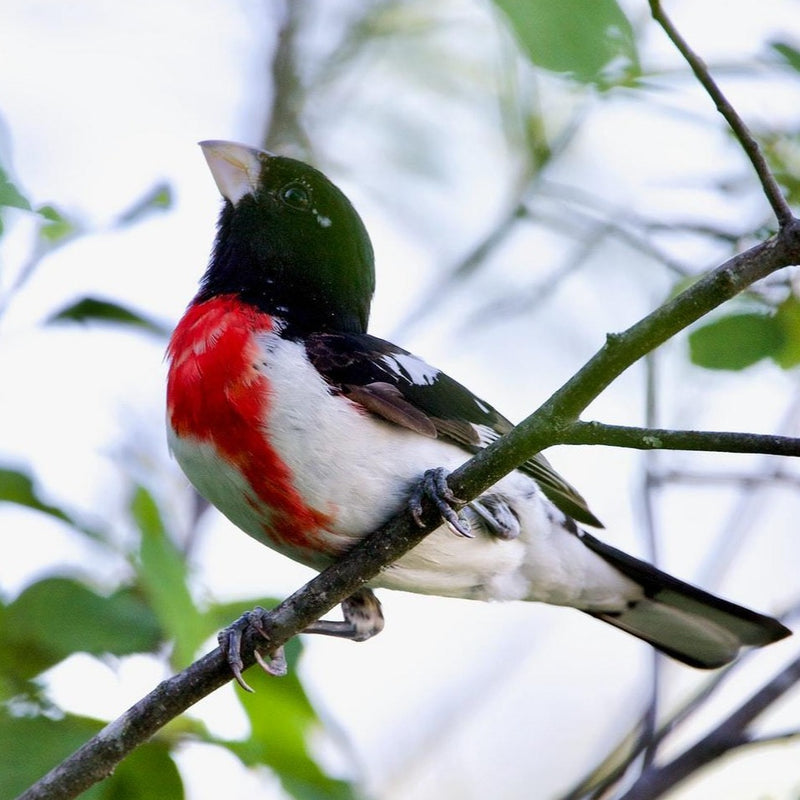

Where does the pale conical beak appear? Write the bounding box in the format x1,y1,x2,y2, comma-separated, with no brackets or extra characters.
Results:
199,140,267,205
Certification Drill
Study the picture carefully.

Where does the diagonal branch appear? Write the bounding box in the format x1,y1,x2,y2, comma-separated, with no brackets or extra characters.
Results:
649,0,794,226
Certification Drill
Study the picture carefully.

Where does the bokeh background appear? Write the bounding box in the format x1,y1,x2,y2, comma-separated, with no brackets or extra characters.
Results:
1,1,800,798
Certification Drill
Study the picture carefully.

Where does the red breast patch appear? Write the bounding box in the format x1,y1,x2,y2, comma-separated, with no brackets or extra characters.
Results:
167,295,331,550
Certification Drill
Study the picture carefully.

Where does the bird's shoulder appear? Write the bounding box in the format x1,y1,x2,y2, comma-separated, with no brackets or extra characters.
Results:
303,330,602,528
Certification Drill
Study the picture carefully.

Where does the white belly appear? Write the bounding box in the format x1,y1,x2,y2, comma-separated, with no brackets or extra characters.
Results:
170,332,639,608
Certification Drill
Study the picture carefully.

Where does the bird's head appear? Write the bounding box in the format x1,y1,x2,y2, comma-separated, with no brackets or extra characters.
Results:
197,140,375,334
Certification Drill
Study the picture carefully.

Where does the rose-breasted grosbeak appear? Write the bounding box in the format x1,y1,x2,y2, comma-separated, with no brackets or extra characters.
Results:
167,141,789,678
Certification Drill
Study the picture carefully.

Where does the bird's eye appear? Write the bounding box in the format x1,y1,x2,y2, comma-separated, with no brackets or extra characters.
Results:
280,183,310,210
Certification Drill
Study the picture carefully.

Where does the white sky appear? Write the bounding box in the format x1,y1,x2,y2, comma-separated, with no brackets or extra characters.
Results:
1,1,800,799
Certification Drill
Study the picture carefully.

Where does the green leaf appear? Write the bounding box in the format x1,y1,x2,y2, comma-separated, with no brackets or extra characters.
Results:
0,465,104,543
132,487,206,668
0,710,183,800
771,40,800,73
46,296,169,337
493,0,640,86
689,312,783,370
0,164,31,211
773,294,800,368
98,736,184,799
36,204,77,242
0,711,102,798
115,181,174,227
0,577,162,682
0,466,74,526
224,639,356,800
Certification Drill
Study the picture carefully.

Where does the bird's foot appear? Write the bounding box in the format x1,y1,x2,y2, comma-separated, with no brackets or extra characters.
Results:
410,467,471,537
304,587,385,642
219,590,385,691
468,495,520,540
218,608,287,693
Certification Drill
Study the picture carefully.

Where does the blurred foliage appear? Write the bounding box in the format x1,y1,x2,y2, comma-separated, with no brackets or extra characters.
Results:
1,0,799,799
494,0,640,87
0,469,353,798
0,714,184,800
47,296,170,337
0,165,31,217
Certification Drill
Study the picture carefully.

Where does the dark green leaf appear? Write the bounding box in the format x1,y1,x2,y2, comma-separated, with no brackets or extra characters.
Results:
0,710,183,800
771,40,800,73
115,181,174,227
1,577,162,681
46,296,169,337
689,312,782,370
0,164,31,211
132,487,206,668
493,0,640,86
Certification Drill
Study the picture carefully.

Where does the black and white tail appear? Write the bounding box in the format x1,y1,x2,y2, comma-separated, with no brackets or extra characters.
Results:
579,531,790,668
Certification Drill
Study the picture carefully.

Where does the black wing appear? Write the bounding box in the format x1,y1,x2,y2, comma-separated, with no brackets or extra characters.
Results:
305,331,602,527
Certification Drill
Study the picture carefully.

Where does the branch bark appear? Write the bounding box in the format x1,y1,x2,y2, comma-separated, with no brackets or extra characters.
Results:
561,421,800,457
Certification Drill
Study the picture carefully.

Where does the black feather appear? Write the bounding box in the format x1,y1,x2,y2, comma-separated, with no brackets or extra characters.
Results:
305,331,602,527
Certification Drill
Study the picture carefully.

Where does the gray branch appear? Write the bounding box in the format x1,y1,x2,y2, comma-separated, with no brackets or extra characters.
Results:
562,421,800,457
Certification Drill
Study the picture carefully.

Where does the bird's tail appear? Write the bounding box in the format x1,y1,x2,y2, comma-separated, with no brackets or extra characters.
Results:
578,531,790,668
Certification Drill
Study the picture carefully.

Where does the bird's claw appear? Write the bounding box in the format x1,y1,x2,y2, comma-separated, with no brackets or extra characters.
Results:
410,467,472,537
217,607,286,691
254,645,287,677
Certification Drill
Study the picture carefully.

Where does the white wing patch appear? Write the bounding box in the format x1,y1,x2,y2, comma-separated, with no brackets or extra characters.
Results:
474,424,501,448
380,352,440,386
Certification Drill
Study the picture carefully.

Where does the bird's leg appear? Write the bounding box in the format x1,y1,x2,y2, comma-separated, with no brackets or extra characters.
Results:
409,467,472,537
303,587,385,642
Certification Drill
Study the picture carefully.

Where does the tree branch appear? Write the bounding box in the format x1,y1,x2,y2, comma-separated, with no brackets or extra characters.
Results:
649,0,794,226
562,420,800,457
445,223,800,503
619,652,800,800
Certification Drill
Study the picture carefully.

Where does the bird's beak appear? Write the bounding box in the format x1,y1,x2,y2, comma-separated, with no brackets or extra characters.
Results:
199,140,267,205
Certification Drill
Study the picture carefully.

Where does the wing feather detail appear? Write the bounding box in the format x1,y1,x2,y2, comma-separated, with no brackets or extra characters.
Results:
305,331,602,527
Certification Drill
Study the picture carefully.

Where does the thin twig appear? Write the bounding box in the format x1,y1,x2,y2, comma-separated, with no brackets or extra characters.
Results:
639,354,663,770
561,420,800,457
619,652,800,800
649,0,794,226
651,468,800,488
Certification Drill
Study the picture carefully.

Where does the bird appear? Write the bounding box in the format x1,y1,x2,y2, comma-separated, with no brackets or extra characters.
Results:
166,139,790,682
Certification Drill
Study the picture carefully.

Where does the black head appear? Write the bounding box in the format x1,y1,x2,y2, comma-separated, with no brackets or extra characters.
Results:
197,141,375,334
